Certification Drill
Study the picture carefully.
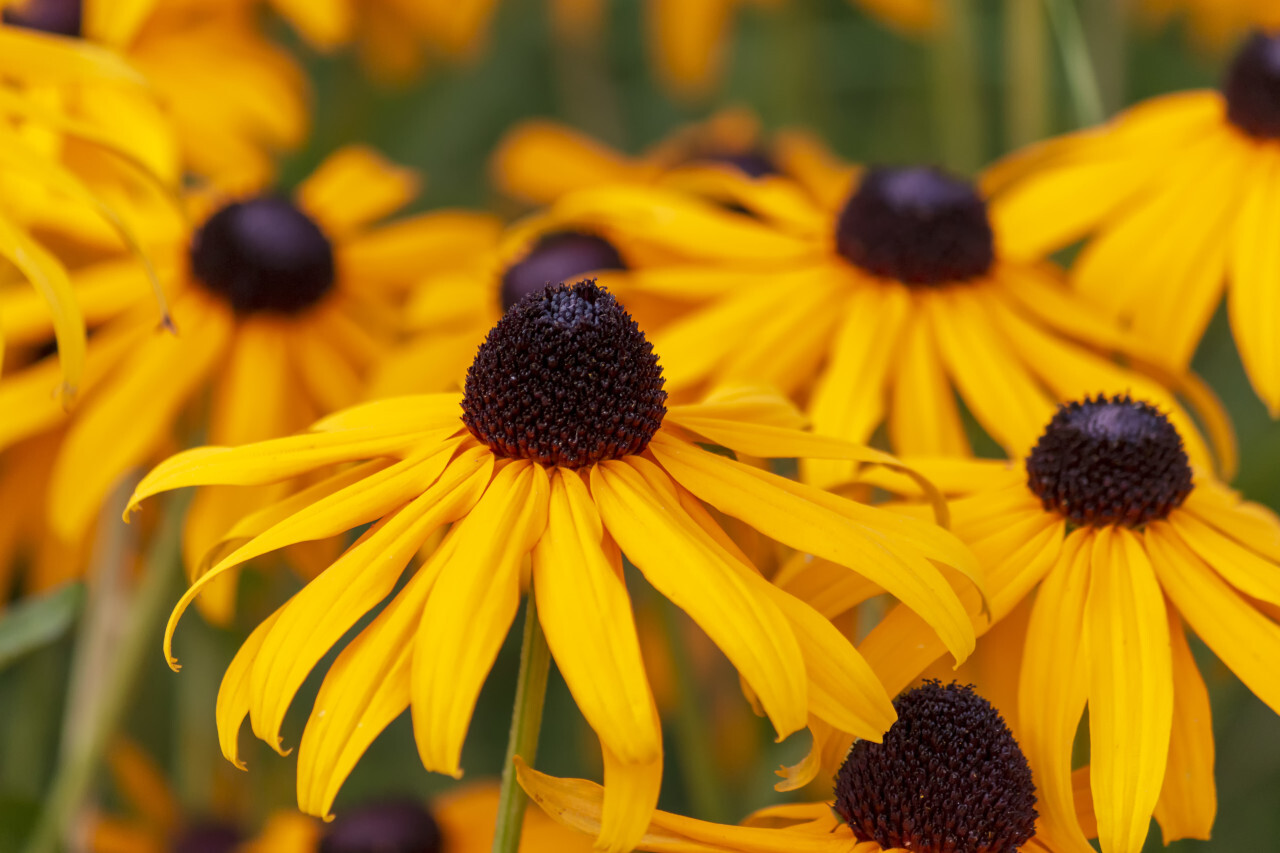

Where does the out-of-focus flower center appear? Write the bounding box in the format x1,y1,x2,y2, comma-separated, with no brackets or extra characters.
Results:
696,149,778,177
171,820,244,853
2,0,81,37
834,681,1038,853
501,231,627,312
319,800,442,853
190,197,336,316
462,280,667,469
1026,394,1194,527
1224,31,1280,139
834,166,995,285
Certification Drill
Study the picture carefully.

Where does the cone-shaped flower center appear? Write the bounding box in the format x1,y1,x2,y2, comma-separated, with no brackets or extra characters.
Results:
1224,31,1280,139
462,280,667,469
190,197,336,315
2,0,81,36
319,801,442,853
834,681,1038,853
171,821,244,853
834,166,995,285
1026,394,1193,527
501,232,627,312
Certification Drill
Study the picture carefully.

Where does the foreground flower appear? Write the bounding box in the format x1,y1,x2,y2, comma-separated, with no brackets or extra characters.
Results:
552,165,1233,486
0,147,489,618
990,29,1280,415
521,681,1056,853
834,395,1280,853
126,280,981,852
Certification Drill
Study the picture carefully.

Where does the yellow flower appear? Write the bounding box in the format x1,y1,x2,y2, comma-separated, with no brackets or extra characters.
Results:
491,107,855,208
126,280,982,853
0,146,493,619
520,681,1061,853
646,0,938,97
990,30,1280,416
545,162,1235,488
1141,0,1280,48
824,394,1279,853
3,0,308,189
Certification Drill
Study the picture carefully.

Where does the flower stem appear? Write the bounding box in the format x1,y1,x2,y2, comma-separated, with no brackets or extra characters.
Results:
931,0,986,175
1043,0,1107,126
1004,0,1051,148
656,597,730,824
491,592,552,853
23,493,184,853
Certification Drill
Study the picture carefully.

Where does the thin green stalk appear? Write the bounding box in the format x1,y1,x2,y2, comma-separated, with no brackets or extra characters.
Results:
491,593,552,853
931,0,985,175
656,598,729,825
1082,0,1126,116
1043,0,1107,126
23,494,184,853
1004,0,1051,148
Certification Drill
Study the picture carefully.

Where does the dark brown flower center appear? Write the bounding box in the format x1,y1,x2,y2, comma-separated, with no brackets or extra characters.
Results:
834,681,1038,853
462,280,666,469
1224,31,1280,139
319,800,442,853
500,231,626,312
171,820,244,853
3,0,81,37
834,166,995,285
697,149,778,178
190,197,335,316
1026,394,1193,527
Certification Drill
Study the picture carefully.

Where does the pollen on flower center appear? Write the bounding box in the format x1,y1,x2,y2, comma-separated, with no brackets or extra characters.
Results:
1224,31,1280,139
834,681,1038,853
319,801,442,853
190,197,336,315
834,166,995,285
462,280,667,469
1026,394,1194,527
500,231,627,312
2,0,81,36
171,820,244,853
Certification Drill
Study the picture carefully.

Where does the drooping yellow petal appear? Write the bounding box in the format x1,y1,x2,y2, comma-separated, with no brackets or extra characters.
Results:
411,462,550,777
590,458,808,739
0,27,148,86
1228,146,1280,416
599,746,664,853
1086,527,1173,853
770,129,860,211
669,385,808,431
1152,609,1216,844
889,312,971,456
216,605,283,769
491,120,651,205
774,554,881,620
1018,529,1096,853
296,145,419,236
646,0,735,97
1168,510,1280,607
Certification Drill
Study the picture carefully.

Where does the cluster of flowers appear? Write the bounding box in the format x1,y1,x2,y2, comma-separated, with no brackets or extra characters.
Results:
3,1,1280,852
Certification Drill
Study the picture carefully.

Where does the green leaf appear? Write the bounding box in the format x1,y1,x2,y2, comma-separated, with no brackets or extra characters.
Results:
0,584,84,673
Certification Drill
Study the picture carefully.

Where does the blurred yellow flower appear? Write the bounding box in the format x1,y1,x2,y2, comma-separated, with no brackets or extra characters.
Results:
1142,0,1280,47
127,280,981,853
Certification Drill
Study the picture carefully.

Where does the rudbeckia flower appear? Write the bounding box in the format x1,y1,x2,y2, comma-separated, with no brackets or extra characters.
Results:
647,0,937,96
990,30,1280,416
2,0,308,188
126,280,982,853
492,108,855,209
520,681,1059,853
548,164,1234,488
833,394,1280,853
0,146,495,619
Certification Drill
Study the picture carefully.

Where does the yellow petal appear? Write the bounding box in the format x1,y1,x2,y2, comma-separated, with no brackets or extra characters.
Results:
1168,510,1280,608
1086,526,1173,853
669,385,807,431
269,0,353,49
1152,609,1216,844
599,745,664,853
0,27,147,86
1229,146,1280,415
645,0,734,96
216,605,282,769
888,312,971,456
310,393,464,432
490,120,649,205
296,145,419,236
411,462,550,777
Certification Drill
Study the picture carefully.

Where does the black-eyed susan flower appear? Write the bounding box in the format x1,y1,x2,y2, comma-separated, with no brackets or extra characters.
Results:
825,394,1280,853
520,681,1059,853
548,163,1234,487
990,30,1280,416
646,0,937,97
0,146,493,620
126,280,982,853
3,0,307,189
491,108,856,209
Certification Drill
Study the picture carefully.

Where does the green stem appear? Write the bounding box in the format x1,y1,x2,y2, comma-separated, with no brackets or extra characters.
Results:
1004,0,1051,148
22,494,184,853
656,598,729,824
1043,0,1107,126
1081,0,1126,115
491,592,552,853
931,0,986,175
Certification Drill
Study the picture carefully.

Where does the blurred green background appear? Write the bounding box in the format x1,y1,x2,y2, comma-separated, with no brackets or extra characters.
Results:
3,0,1280,850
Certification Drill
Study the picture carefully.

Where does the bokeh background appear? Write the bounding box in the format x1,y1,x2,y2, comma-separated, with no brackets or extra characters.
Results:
2,1,1277,849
